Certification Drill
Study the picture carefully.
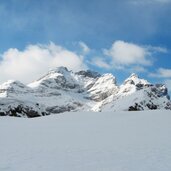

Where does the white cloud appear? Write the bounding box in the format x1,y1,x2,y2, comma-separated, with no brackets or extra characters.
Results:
79,41,90,55
149,68,171,78
146,46,168,53
104,40,152,67
130,66,147,73
101,40,168,72
91,57,111,69
0,42,87,84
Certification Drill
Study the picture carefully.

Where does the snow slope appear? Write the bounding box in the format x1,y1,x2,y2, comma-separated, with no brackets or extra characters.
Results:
0,110,171,171
0,67,171,117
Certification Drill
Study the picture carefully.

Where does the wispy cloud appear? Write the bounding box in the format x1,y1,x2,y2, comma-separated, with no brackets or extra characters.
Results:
129,66,147,73
79,41,90,55
90,57,111,69
0,42,87,83
146,46,168,53
149,68,171,78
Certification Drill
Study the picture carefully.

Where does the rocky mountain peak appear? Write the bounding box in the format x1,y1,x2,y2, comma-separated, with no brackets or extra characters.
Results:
130,73,139,78
49,66,69,74
0,67,171,117
124,73,150,86
29,66,77,89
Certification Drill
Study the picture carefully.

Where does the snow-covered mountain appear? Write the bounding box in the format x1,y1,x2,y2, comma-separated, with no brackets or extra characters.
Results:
0,66,170,117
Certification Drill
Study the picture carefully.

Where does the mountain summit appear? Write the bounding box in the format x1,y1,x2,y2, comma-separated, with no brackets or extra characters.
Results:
0,67,170,117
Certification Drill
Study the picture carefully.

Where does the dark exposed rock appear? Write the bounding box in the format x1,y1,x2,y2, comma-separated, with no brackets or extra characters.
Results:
146,103,158,110
7,105,46,118
165,102,171,110
136,83,153,90
128,106,139,111
128,103,143,111
124,80,134,85
167,95,170,100
152,84,168,98
77,89,84,93
136,83,144,90
0,101,48,118
86,82,95,90
54,76,79,89
0,112,6,116
46,102,83,114
76,70,101,78
46,105,75,114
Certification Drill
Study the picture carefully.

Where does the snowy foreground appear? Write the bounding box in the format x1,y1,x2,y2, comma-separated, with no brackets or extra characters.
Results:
0,111,171,171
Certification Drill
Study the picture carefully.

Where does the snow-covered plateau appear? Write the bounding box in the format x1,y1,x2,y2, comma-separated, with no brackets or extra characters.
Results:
0,110,171,171
0,66,171,117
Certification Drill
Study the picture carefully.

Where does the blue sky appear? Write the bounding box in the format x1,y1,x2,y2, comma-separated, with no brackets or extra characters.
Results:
0,0,171,92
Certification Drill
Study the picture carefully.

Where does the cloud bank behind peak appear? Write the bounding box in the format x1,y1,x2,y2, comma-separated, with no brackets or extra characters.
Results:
0,42,86,83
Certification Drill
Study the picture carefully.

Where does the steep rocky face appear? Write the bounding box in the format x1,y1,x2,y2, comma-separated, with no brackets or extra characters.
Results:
99,74,171,112
124,73,150,85
0,67,170,117
29,67,79,90
86,74,118,101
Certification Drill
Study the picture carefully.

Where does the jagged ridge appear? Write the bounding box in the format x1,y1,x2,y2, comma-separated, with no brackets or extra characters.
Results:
0,66,170,117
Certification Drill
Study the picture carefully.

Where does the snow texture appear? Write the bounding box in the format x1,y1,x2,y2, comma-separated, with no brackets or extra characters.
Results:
0,110,171,171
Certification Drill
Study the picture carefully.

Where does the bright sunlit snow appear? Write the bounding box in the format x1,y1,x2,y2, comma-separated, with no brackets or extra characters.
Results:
0,110,171,171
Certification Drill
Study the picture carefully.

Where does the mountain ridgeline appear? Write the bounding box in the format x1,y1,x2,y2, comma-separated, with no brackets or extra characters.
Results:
0,67,170,117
